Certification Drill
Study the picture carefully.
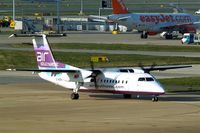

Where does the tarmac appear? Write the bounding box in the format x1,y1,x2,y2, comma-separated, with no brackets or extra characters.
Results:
0,32,200,133
0,81,200,133
1,32,181,45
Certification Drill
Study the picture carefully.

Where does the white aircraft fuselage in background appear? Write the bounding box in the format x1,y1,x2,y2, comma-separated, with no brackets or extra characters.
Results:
109,13,198,33
109,0,200,39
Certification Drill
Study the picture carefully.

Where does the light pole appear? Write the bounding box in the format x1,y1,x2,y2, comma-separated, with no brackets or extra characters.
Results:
177,0,179,9
80,0,83,15
56,0,60,33
13,0,15,21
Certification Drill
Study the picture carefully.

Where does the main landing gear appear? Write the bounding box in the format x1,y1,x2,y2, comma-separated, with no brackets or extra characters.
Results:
112,23,120,35
71,82,80,100
123,94,132,99
71,93,79,100
141,31,148,39
152,96,159,102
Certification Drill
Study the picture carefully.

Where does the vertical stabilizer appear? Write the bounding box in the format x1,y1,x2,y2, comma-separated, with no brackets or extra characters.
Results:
32,35,65,69
112,0,129,14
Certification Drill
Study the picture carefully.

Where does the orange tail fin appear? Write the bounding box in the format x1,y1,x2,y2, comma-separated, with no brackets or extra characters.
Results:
112,0,129,14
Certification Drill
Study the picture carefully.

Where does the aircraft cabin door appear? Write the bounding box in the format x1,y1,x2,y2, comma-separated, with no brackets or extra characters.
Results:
137,77,146,92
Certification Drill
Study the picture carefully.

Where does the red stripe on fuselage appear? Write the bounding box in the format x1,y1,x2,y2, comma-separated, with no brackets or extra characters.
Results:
77,89,165,96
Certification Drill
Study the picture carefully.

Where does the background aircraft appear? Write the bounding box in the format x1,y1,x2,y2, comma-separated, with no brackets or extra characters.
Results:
105,0,200,39
9,34,192,101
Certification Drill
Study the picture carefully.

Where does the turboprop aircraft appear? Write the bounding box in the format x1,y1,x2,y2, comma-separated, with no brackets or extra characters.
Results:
92,0,200,39
9,34,192,101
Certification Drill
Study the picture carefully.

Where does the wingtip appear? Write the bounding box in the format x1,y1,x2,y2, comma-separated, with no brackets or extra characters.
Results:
6,68,16,71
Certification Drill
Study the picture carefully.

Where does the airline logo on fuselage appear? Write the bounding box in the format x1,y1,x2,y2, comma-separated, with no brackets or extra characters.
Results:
140,14,192,23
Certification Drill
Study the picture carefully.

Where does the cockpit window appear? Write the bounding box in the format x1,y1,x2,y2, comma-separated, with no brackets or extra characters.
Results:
129,69,134,73
138,77,154,82
146,77,154,81
119,69,134,73
138,78,145,81
119,69,128,72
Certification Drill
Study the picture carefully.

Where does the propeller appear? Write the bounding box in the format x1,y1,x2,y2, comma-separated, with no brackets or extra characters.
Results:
138,62,157,73
85,61,102,89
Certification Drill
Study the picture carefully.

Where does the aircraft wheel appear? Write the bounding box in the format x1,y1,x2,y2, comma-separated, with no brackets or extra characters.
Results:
123,94,132,99
71,93,79,100
165,34,173,40
144,33,148,39
140,33,144,39
141,33,148,39
152,96,158,102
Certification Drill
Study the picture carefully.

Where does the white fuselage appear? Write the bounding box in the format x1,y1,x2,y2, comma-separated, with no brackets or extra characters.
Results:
38,70,165,96
108,13,199,32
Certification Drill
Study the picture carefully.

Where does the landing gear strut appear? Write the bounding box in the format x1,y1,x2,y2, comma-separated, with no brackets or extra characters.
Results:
152,96,159,102
112,23,119,34
123,94,132,99
71,82,80,100
141,31,148,39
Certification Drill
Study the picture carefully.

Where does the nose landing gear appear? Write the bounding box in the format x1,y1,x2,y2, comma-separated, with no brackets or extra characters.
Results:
71,82,80,100
71,93,79,100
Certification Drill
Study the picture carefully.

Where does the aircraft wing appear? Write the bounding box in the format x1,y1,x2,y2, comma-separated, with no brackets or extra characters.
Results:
193,22,200,28
12,69,79,73
8,69,84,82
117,16,131,21
143,65,192,73
89,15,110,22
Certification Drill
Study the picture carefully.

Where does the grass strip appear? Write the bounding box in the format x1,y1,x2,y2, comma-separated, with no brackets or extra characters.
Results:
159,77,200,92
1,50,200,69
11,43,200,52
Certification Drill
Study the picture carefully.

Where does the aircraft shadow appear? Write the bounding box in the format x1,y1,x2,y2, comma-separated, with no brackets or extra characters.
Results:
89,91,200,102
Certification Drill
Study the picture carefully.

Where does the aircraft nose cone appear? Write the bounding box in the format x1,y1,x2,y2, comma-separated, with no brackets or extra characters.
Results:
156,84,165,94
